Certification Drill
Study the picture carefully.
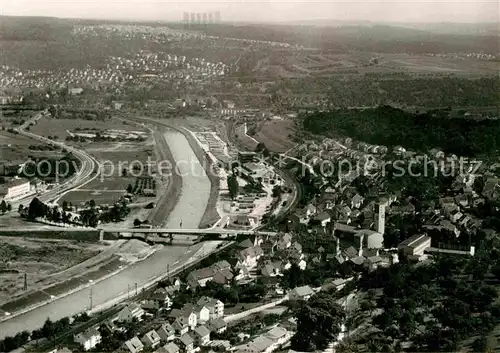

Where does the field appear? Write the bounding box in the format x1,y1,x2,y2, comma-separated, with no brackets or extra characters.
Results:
29,116,147,140
0,237,103,303
59,190,126,206
255,51,500,78
254,119,296,153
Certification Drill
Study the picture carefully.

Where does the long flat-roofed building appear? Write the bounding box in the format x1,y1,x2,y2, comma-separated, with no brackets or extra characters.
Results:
398,234,431,256
0,178,31,200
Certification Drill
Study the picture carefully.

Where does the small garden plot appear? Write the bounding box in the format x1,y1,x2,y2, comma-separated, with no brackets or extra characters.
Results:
131,176,157,197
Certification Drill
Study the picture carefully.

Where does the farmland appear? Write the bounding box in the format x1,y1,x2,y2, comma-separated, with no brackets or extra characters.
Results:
258,52,500,78
254,119,296,153
132,176,157,196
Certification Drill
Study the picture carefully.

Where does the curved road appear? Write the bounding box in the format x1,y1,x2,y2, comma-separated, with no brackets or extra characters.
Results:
0,128,212,338
11,111,99,208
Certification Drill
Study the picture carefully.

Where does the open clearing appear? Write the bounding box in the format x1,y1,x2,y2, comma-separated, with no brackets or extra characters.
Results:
0,237,103,303
254,119,296,153
0,239,157,315
60,190,126,206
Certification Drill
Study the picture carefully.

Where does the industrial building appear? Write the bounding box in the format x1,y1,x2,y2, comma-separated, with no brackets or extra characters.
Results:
0,178,31,200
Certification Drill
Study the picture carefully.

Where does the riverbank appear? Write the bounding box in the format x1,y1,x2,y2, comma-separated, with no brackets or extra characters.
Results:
146,128,183,227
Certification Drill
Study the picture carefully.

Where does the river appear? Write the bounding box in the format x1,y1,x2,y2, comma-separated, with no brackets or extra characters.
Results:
163,130,211,229
0,130,212,338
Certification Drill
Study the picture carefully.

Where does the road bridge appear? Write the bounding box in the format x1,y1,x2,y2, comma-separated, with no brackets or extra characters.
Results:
0,227,277,238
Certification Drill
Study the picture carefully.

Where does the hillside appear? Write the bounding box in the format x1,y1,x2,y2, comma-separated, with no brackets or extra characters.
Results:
302,105,500,156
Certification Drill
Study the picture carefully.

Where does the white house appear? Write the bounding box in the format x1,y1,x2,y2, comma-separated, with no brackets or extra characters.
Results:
116,304,145,323
182,303,210,324
141,330,161,349
157,323,175,342
173,312,197,334
196,297,224,319
123,337,144,353
193,325,211,346
74,328,101,351
150,288,172,308
207,318,227,334
238,246,264,269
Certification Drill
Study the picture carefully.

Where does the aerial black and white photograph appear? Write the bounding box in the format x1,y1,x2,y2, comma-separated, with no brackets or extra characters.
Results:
0,0,499,352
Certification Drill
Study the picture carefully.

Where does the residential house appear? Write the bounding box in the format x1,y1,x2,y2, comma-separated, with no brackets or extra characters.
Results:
363,256,384,272
455,194,470,208
150,288,172,309
261,260,282,277
351,256,365,268
236,326,291,353
236,335,275,353
157,323,175,342
351,194,364,209
74,328,101,351
159,342,179,353
141,330,161,349
342,246,358,261
212,268,234,285
123,337,144,353
187,267,215,289
313,211,331,227
290,209,309,224
265,326,292,347
197,297,224,319
277,233,292,250
182,303,210,324
210,260,232,272
173,314,196,335
116,304,145,323
193,326,211,346
207,318,227,334
288,285,315,301
238,246,264,269
178,333,195,353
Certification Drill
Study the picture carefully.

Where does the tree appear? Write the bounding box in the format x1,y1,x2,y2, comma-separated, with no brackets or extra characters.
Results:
227,174,239,200
7,203,12,212
126,184,134,194
133,218,142,227
0,200,7,213
291,292,346,351
89,199,96,209
62,200,69,211
28,197,47,219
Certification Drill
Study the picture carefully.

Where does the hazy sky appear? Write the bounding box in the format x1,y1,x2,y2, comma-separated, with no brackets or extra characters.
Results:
1,0,498,23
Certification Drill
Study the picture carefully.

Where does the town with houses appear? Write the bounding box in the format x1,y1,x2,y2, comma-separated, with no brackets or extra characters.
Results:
1,11,500,353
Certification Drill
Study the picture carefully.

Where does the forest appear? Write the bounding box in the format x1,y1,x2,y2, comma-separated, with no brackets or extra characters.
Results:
302,105,500,156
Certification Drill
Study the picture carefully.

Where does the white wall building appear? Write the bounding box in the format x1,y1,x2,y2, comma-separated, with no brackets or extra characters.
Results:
2,178,31,200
